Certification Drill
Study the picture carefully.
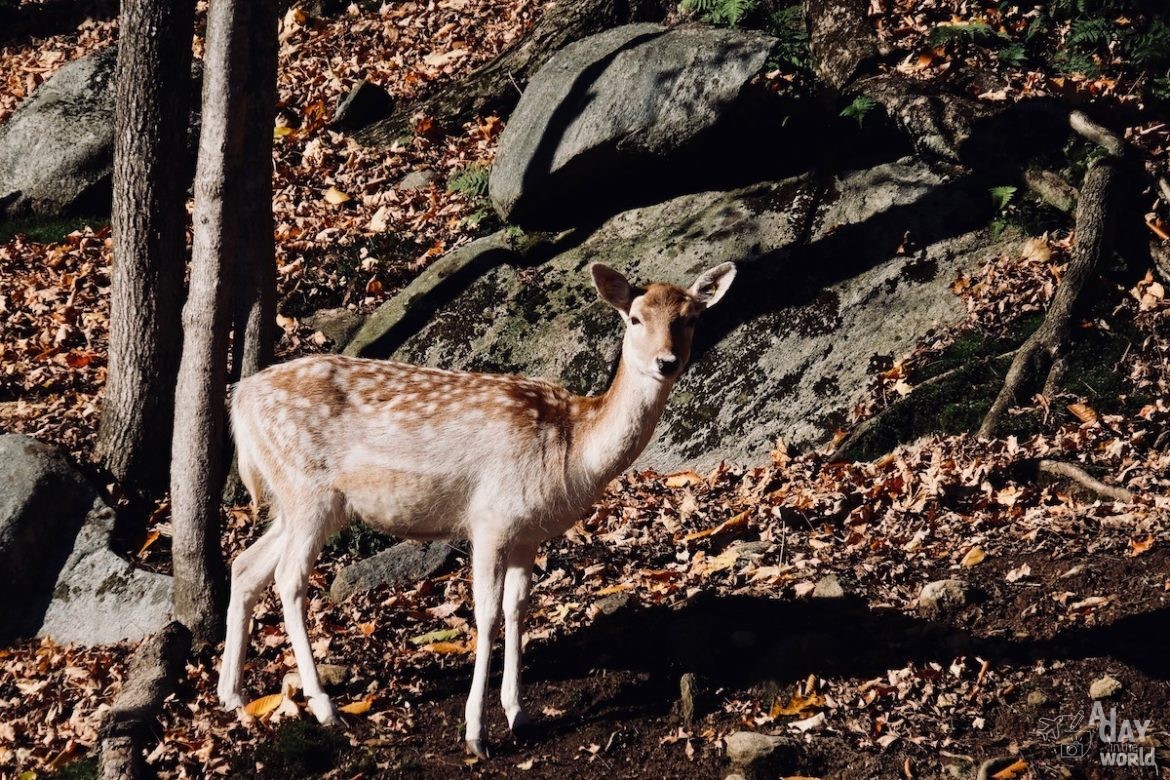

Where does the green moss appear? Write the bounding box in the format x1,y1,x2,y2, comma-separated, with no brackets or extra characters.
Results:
53,756,98,780
245,720,347,778
325,522,394,557
0,215,107,244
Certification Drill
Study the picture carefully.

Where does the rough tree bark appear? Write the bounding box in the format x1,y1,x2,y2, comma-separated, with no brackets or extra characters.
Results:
98,622,191,780
171,0,253,644
978,159,1119,437
232,0,278,380
806,0,995,165
95,0,195,500
354,0,669,148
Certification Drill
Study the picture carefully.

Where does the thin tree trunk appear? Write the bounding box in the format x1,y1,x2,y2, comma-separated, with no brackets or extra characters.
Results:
171,0,252,645
232,0,278,381
979,159,1119,437
96,0,195,500
354,0,668,147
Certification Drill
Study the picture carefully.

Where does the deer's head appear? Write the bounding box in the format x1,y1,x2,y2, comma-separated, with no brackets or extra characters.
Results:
591,262,737,383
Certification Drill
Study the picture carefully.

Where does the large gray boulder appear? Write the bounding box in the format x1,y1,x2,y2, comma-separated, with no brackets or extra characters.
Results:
37,504,173,645
0,434,173,645
489,24,776,228
0,435,98,639
0,47,116,219
350,159,1011,470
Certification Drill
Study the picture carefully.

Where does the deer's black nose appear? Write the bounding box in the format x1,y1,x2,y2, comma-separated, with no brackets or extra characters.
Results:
656,356,679,374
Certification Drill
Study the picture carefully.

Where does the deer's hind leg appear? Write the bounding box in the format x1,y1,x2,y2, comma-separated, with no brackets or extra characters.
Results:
218,516,286,710
274,495,344,725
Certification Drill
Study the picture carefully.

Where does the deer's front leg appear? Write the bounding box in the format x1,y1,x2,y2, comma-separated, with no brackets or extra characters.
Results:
500,544,536,734
465,535,507,758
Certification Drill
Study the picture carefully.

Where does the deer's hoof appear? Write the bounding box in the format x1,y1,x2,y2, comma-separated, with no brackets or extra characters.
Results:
465,739,491,759
218,690,244,712
306,693,338,725
509,711,535,742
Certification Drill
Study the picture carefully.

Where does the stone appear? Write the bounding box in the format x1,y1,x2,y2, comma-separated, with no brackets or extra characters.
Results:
812,573,845,599
350,159,1011,470
282,664,351,694
489,24,777,228
918,579,976,620
677,672,708,726
595,591,630,616
331,78,394,132
1027,690,1048,707
304,307,365,348
724,730,783,766
0,47,116,218
1090,675,1122,700
0,435,98,639
37,504,173,645
395,169,437,191
329,540,459,602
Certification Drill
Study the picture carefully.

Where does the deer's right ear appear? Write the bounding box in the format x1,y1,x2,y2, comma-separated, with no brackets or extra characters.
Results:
590,263,634,312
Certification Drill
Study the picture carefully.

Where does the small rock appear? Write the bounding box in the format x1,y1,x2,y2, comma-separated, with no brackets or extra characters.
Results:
677,672,708,726
918,579,975,619
329,540,459,602
1027,690,1048,707
331,78,394,132
304,307,365,348
282,664,351,694
395,169,437,191
595,591,629,616
1090,675,1123,700
812,573,845,599
724,731,782,767
725,775,747,780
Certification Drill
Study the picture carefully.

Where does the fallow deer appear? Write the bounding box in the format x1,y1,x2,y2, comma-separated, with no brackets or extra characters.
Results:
217,261,737,757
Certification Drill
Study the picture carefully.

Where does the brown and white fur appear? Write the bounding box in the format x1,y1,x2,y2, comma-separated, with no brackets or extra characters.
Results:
217,261,737,756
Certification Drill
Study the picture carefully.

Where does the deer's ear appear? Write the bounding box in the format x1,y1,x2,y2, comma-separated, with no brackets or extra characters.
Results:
689,262,737,309
591,263,634,312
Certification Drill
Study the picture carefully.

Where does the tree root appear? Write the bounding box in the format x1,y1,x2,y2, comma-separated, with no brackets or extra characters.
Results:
979,159,1119,437
99,622,191,780
1038,459,1134,503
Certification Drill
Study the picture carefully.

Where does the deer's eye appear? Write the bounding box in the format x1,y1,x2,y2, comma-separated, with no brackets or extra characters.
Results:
630,316,642,326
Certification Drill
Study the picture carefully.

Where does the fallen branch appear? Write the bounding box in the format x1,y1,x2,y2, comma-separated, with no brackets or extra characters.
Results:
1069,110,1128,158
99,622,191,780
1038,459,1134,503
1023,167,1078,214
979,158,1119,437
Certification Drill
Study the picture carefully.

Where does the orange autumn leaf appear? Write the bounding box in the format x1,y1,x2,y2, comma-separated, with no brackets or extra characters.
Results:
1067,402,1099,424
684,510,751,541
1128,536,1154,557
243,693,284,718
338,698,372,715
991,758,1029,779
961,546,987,567
770,692,826,718
665,470,704,489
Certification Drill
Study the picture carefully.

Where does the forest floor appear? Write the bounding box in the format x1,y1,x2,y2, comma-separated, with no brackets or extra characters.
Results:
2,1,1170,778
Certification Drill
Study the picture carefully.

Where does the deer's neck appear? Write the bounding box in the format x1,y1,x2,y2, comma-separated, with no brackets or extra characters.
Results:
572,360,672,488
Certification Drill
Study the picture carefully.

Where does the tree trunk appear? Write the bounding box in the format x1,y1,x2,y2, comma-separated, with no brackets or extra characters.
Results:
354,0,668,147
232,0,278,381
170,0,253,645
98,622,191,780
95,0,195,500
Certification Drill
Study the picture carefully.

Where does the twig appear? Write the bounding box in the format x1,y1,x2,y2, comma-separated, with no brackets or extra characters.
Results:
1039,459,1134,503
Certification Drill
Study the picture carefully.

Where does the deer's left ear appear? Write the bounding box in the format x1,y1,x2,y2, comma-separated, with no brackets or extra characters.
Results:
591,263,635,312
689,262,736,309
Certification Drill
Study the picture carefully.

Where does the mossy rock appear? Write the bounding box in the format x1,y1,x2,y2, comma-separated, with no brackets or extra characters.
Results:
350,160,1017,469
